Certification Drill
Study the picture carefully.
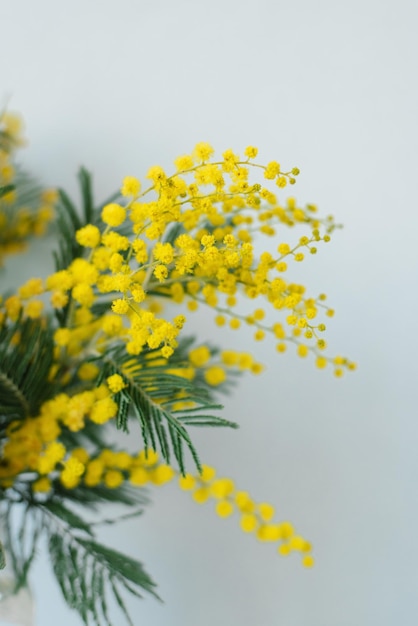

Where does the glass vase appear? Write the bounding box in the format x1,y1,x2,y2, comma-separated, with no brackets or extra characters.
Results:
0,522,35,626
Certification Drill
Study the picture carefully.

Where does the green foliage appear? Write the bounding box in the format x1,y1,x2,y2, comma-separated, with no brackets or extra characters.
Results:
44,496,159,626
53,167,120,274
0,168,43,222
0,540,6,570
11,167,44,209
1,494,157,626
53,168,120,328
0,168,245,624
98,341,237,474
0,317,55,427
0,184,14,199
1,502,43,592
50,480,150,512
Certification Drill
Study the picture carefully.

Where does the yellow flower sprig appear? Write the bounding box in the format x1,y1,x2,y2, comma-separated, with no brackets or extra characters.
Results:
1,143,355,377
0,120,357,625
0,111,55,264
27,444,315,568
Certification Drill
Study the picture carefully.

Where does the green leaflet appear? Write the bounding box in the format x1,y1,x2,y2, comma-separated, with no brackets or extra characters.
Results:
47,525,159,625
1,495,157,626
0,540,6,569
0,184,14,199
53,167,120,274
100,342,238,474
0,317,55,424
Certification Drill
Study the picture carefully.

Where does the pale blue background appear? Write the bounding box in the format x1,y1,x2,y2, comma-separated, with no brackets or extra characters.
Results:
1,0,418,624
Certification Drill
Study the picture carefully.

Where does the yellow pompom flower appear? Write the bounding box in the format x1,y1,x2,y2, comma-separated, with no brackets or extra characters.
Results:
42,441,66,467
200,465,216,482
193,142,214,162
315,356,327,369
244,146,258,159
129,467,149,486
161,346,174,358
264,161,280,179
107,374,126,394
235,492,255,513
54,328,71,347
4,295,22,321
136,449,159,467
204,366,226,386
25,300,44,319
192,487,210,503
77,363,99,381
45,270,73,291
257,525,281,542
258,503,275,522
101,203,126,227
189,345,211,367
153,266,168,282
240,514,258,533
104,470,124,489
278,544,291,556
102,231,130,251
111,298,129,314
174,155,194,171
84,459,105,487
254,330,265,341
32,477,52,493
60,457,85,489
210,478,234,499
146,165,166,184
50,290,69,309
90,397,118,424
178,474,196,490
221,350,238,366
18,278,44,299
121,176,141,197
154,242,174,264
150,464,175,485
72,283,95,307
278,243,291,255
216,500,234,517
75,224,101,248
297,344,309,358
102,314,124,335
72,448,90,465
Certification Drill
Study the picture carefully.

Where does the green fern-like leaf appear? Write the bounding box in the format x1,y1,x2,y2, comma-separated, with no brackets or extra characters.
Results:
53,168,120,273
0,317,55,428
0,184,14,199
1,493,157,626
0,540,6,570
98,342,237,474
46,514,159,625
11,167,44,209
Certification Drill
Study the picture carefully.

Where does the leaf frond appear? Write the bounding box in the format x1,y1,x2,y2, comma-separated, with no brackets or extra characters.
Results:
0,317,55,427
100,341,237,473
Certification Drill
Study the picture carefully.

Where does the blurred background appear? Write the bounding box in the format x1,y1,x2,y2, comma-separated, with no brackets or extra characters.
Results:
1,0,418,624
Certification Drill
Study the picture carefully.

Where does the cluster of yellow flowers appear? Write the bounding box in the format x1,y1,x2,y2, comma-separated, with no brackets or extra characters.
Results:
1,411,314,567
1,142,355,374
0,354,259,491
1,383,314,567
177,463,314,566
0,139,356,578
0,111,55,264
